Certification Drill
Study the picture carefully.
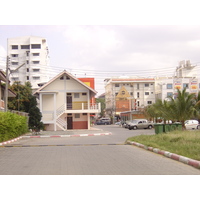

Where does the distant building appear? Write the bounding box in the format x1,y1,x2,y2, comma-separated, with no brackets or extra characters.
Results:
7,36,50,90
104,77,155,117
104,60,200,120
155,60,200,101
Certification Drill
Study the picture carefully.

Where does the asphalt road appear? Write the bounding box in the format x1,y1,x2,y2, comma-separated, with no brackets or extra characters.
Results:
0,125,200,175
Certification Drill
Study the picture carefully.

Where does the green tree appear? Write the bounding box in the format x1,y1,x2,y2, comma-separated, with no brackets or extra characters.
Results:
96,98,105,118
145,88,197,129
8,81,43,130
8,81,32,112
28,95,43,130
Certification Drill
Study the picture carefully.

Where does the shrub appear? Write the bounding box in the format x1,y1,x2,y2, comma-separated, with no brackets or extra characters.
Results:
0,112,28,142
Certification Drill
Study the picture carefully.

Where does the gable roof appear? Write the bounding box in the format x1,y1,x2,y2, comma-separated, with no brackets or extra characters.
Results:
33,70,97,95
0,70,7,82
116,86,131,100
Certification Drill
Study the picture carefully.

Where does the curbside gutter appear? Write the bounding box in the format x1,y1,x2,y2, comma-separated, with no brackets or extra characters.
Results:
127,140,200,169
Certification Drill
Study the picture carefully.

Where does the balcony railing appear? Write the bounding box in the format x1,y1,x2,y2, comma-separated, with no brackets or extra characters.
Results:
63,102,100,111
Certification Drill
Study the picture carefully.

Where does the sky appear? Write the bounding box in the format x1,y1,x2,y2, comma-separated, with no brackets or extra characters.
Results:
2,25,200,96
1,1,200,98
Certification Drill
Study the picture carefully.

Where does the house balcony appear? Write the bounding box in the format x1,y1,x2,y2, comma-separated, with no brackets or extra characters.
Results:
57,102,101,115
42,102,101,122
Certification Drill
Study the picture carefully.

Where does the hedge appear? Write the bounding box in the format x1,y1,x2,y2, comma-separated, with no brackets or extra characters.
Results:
0,112,28,142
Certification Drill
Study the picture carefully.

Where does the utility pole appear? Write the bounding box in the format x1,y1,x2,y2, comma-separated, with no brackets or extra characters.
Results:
4,56,10,112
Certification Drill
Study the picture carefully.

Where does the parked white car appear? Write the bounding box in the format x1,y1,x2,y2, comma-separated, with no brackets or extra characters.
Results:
185,120,200,130
128,119,154,130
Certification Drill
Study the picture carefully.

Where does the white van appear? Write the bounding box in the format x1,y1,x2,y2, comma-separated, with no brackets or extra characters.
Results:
185,120,200,130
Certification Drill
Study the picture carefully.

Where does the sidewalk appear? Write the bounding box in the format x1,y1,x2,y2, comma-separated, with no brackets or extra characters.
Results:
23,127,112,138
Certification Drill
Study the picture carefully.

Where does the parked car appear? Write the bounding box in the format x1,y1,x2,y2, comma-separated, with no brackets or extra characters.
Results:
185,120,200,130
96,118,111,125
115,121,121,125
122,120,134,128
128,119,154,130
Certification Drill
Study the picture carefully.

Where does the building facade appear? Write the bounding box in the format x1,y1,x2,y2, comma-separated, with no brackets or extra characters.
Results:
155,60,200,101
34,70,100,131
104,77,155,117
104,61,200,120
7,36,50,90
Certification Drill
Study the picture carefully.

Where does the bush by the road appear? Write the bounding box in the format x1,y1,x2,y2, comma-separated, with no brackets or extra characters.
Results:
127,130,200,161
0,112,28,142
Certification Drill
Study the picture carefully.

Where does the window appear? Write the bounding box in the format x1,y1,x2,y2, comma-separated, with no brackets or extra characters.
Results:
74,93,79,98
33,76,40,80
83,113,87,116
137,83,139,89
27,60,29,64
137,92,139,98
11,62,18,65
12,45,18,49
27,76,29,80
11,77,19,81
144,83,149,87
60,75,70,80
27,68,29,72
33,53,40,56
130,84,133,87
11,54,18,57
75,114,80,118
121,91,125,95
147,101,152,104
183,83,189,88
31,44,41,49
82,93,87,96
21,45,30,49
167,84,173,89
137,101,140,106
115,92,118,96
130,92,133,96
33,69,40,72
115,84,119,87
145,92,149,95
167,92,173,97
33,61,40,64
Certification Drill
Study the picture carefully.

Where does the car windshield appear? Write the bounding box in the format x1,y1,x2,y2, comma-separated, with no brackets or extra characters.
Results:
131,120,138,123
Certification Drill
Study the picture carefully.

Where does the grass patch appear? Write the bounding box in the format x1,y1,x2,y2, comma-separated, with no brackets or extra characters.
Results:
126,130,200,161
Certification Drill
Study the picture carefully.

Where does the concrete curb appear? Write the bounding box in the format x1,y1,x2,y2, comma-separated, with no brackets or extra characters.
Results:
127,140,200,169
22,132,112,138
0,136,23,146
0,132,112,146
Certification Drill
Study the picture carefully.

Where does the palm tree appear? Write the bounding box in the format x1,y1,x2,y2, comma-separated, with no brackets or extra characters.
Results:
168,88,196,129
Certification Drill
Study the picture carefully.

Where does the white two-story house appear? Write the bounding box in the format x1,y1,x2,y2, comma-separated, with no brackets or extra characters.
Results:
34,70,101,131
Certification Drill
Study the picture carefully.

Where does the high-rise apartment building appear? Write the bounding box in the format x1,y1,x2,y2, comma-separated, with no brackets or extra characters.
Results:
7,36,50,90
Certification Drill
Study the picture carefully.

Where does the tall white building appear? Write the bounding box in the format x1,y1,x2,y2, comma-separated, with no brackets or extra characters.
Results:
7,36,50,90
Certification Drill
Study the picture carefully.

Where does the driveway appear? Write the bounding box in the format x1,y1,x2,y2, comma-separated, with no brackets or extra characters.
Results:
0,125,200,175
